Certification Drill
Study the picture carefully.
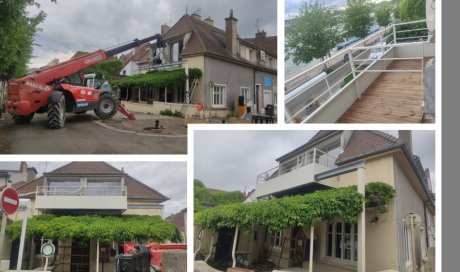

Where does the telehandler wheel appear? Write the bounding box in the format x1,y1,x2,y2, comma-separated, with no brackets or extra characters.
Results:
94,92,117,119
47,94,66,129
12,113,34,124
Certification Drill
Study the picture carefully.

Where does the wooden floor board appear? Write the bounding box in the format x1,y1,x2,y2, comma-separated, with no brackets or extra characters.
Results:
338,60,423,123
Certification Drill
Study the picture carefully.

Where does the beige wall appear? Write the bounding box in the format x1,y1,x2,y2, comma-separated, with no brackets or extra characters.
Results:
184,55,205,104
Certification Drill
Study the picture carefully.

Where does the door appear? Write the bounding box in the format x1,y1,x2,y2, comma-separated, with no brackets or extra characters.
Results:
263,90,272,107
71,240,90,272
214,227,235,263
9,239,20,269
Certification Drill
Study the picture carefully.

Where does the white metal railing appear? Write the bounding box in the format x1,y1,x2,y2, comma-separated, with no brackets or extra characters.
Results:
285,20,429,123
256,148,336,183
36,186,127,197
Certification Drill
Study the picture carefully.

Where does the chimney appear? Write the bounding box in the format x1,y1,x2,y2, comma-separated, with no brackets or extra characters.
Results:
398,131,413,154
204,16,214,26
161,24,171,35
191,12,201,20
225,9,238,55
255,30,267,40
20,161,27,173
27,167,37,182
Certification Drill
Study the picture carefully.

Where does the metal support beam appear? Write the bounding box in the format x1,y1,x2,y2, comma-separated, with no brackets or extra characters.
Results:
231,226,239,267
17,199,31,272
309,226,314,272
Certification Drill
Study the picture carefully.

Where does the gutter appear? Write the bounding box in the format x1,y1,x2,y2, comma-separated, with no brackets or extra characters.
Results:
337,143,435,210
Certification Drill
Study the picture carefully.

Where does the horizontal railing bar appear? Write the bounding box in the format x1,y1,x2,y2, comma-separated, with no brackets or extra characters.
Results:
349,41,427,50
353,57,423,61
396,28,428,34
396,36,429,40
355,69,422,73
393,19,427,26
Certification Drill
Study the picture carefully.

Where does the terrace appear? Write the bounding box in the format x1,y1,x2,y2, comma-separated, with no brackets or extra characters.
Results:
255,148,337,198
285,20,435,123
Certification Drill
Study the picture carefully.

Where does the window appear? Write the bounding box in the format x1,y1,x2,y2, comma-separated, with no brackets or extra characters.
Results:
87,178,122,196
212,85,226,108
272,230,283,247
326,221,357,262
240,87,250,103
48,180,81,196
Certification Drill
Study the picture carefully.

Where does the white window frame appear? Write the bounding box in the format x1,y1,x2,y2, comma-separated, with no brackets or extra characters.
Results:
325,220,357,264
212,84,226,108
240,87,251,104
272,230,283,248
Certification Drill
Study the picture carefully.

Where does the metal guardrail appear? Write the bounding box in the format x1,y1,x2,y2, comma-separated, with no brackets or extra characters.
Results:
257,148,336,183
285,20,429,123
36,186,127,197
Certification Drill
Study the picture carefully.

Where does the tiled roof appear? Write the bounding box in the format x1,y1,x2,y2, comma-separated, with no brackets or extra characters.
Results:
119,42,151,66
163,14,276,68
336,131,401,164
166,208,186,232
15,162,168,202
243,35,277,56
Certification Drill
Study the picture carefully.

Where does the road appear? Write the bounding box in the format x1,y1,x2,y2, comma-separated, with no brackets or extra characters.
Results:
0,113,187,154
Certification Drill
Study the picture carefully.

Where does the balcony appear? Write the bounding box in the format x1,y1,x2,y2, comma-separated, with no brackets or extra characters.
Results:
255,149,337,198
35,185,128,212
285,20,435,123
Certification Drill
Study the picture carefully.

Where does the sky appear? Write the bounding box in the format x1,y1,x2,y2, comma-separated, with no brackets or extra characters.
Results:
194,130,436,193
0,161,186,217
27,0,277,68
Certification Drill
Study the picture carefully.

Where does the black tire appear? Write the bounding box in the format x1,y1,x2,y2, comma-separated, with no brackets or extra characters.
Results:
12,113,34,124
47,94,66,129
94,92,117,119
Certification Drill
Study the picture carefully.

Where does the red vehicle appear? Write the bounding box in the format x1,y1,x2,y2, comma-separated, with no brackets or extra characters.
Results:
5,34,165,128
121,242,187,272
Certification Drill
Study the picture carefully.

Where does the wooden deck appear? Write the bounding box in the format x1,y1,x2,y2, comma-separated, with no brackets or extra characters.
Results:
337,59,423,123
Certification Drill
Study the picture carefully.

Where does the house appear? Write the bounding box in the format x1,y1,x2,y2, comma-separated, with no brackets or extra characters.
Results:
199,131,435,272
0,162,37,189
167,208,187,242
118,10,277,117
1,161,170,271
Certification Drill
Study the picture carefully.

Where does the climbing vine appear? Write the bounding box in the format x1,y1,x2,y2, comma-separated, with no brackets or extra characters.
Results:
110,68,202,88
365,181,396,213
6,214,180,243
195,182,396,231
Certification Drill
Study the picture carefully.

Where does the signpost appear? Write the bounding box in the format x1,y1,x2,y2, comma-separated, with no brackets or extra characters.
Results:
1,187,19,215
0,187,19,263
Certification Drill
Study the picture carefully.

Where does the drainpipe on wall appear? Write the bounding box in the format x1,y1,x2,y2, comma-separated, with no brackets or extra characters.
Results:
185,62,190,104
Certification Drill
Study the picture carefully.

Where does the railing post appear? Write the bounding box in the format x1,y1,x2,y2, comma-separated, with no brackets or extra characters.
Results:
393,25,397,44
348,51,360,99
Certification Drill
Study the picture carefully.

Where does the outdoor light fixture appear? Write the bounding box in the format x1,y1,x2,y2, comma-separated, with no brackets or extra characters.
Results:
208,81,214,89
369,216,379,224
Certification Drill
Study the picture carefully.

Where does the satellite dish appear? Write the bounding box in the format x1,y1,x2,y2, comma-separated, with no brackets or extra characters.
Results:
426,0,435,32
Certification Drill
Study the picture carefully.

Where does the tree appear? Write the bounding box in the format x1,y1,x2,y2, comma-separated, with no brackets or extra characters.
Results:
375,3,392,27
400,0,425,21
81,59,124,80
0,0,46,80
343,0,374,39
285,1,341,66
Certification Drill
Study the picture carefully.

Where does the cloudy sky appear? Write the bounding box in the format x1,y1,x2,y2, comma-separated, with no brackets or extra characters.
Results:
194,130,436,193
27,0,277,68
0,161,186,217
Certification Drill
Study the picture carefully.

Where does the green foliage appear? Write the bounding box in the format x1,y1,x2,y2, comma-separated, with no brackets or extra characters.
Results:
365,182,396,213
195,182,397,231
323,67,334,74
400,0,425,22
0,0,46,80
375,3,393,27
194,180,245,212
285,1,342,65
159,109,183,117
344,0,374,39
195,186,364,231
110,68,202,89
341,73,354,87
6,214,180,243
81,59,123,80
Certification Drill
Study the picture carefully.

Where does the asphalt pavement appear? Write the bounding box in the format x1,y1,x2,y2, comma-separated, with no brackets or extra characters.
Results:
0,112,187,154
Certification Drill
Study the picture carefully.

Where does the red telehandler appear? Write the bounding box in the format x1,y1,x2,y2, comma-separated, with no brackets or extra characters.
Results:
5,34,165,128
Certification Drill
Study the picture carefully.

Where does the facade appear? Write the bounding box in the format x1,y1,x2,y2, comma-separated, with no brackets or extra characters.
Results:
119,10,277,117
219,131,435,272
0,162,36,189
2,162,169,272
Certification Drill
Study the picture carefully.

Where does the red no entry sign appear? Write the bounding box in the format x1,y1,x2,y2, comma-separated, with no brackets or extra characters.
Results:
1,187,19,215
